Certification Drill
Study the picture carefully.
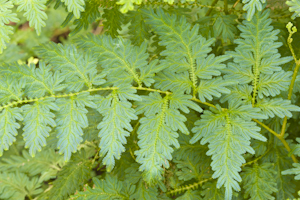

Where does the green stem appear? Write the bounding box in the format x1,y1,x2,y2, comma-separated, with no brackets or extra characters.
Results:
224,0,228,14
280,25,300,139
1,85,298,163
205,0,219,16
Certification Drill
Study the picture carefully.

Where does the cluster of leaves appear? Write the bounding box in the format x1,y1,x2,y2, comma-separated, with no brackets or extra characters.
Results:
1,0,300,55
1,0,300,200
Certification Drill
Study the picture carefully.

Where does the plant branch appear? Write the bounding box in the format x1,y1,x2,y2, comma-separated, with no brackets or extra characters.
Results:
280,23,299,138
205,0,219,16
224,0,228,14
252,119,280,137
278,136,298,163
2,84,298,163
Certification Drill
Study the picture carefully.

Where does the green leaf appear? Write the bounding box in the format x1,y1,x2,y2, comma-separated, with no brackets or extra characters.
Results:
14,0,48,35
154,71,192,94
195,54,231,80
0,0,19,54
44,151,93,200
103,6,124,38
256,98,300,118
55,93,96,161
201,181,225,200
0,75,24,104
22,98,58,157
135,93,182,184
0,172,43,200
69,0,101,36
282,163,300,180
74,34,153,87
286,0,300,19
222,62,254,84
213,14,237,42
226,9,293,105
241,163,277,200
169,92,202,113
228,100,267,120
69,175,134,199
35,42,101,91
0,107,23,156
257,71,292,98
197,78,235,102
95,88,138,172
125,10,152,46
0,148,64,182
60,0,85,18
220,85,252,104
135,92,164,116
242,0,266,21
191,106,266,200
141,7,216,97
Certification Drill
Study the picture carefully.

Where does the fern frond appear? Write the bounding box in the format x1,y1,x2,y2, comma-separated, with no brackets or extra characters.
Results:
227,100,267,121
257,71,292,98
125,10,152,46
0,62,67,99
60,0,85,18
35,43,104,91
22,98,58,157
190,104,266,200
213,14,238,42
69,175,134,199
0,107,23,156
141,7,231,98
225,9,293,105
14,0,48,35
286,0,300,19
0,148,64,181
242,0,266,21
135,91,198,184
102,6,124,38
256,98,300,118
169,92,202,114
220,85,253,104
223,63,254,84
241,163,277,200
175,152,207,181
0,75,24,104
135,93,173,184
154,71,192,94
0,172,43,200
195,54,230,80
263,141,295,199
43,151,93,200
74,34,160,87
282,163,300,180
55,93,96,161
0,0,19,54
197,77,235,102
94,86,140,172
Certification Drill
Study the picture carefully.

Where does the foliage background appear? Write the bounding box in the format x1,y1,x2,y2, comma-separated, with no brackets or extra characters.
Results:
1,0,300,200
